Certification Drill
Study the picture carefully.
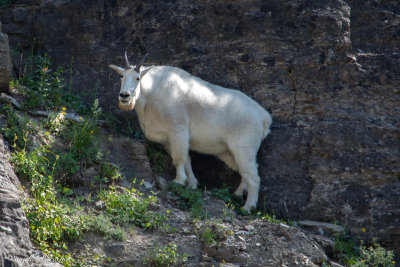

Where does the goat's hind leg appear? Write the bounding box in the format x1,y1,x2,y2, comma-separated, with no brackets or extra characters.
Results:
230,147,260,212
217,151,247,197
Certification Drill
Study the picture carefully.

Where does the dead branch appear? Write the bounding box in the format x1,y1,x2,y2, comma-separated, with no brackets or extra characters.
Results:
0,93,22,109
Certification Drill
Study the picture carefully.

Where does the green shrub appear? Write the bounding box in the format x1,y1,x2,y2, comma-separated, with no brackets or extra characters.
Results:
143,243,188,267
197,220,229,248
3,50,138,266
200,226,218,247
334,232,359,265
62,99,102,165
211,185,246,215
101,162,122,184
334,233,396,267
87,214,126,241
100,186,166,230
1,106,35,149
54,151,80,177
353,240,395,267
20,54,64,110
167,182,206,218
45,110,67,134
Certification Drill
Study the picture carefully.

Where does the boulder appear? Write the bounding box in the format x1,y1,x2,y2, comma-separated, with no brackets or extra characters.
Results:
0,22,12,93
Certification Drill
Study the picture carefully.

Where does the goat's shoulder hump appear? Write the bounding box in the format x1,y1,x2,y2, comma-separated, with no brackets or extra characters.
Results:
150,65,190,75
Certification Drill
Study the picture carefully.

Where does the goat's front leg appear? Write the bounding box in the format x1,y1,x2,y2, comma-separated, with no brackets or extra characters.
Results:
168,129,190,186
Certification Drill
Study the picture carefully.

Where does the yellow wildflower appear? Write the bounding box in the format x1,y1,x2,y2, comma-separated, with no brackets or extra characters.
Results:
61,111,66,115
45,131,50,136
79,117,83,121
62,107,66,111
361,228,366,233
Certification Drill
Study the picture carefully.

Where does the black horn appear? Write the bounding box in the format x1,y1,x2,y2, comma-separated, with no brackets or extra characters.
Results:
134,53,149,72
125,51,131,69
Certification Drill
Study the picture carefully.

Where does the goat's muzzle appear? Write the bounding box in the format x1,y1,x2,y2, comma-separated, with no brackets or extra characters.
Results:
118,93,135,111
119,93,130,100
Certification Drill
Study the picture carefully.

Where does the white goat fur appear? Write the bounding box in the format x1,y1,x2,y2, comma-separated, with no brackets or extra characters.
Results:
109,62,272,211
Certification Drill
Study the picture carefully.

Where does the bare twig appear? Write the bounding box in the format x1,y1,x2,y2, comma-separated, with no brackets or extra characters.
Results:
29,110,105,125
28,110,86,122
0,93,105,125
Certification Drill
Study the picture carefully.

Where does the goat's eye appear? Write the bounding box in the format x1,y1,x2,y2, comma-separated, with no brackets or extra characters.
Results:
136,78,140,81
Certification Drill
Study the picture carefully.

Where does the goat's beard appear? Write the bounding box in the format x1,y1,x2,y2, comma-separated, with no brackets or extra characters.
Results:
119,99,135,111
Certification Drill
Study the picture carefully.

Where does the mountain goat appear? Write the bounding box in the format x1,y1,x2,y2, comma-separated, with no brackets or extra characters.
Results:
109,53,272,212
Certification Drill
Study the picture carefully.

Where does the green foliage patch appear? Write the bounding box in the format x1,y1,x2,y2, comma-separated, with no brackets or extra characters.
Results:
0,0,11,8
100,186,166,230
167,182,206,218
1,52,169,266
333,233,395,267
143,243,188,267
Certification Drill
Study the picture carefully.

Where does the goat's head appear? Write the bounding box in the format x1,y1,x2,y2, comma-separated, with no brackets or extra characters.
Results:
109,52,148,111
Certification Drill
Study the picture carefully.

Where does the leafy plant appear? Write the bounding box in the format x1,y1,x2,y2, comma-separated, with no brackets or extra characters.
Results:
10,141,57,198
200,226,218,247
211,186,232,203
0,0,11,8
354,240,395,267
87,213,126,241
167,182,206,218
1,106,35,149
54,151,80,177
261,213,286,224
197,220,228,248
2,50,141,266
100,186,166,230
334,233,360,265
101,162,122,184
45,109,67,134
143,243,188,267
20,54,64,110
334,232,396,267
211,185,247,215
62,99,102,165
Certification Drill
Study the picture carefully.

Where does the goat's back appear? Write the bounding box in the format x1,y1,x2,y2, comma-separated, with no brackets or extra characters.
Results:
140,65,272,152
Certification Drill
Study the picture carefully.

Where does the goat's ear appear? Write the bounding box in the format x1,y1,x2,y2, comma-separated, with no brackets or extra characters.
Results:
139,66,152,79
109,64,125,75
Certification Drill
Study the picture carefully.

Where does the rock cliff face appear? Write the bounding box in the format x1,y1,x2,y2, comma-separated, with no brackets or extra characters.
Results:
1,0,399,255
0,136,61,266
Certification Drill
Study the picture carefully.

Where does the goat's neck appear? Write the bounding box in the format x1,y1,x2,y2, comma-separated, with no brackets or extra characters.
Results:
133,93,147,132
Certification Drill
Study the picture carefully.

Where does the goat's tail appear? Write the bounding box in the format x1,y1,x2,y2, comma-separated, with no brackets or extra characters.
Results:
262,113,272,141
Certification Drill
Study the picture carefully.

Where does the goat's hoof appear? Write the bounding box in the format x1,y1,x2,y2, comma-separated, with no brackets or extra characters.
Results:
188,183,198,190
234,190,244,197
187,179,198,189
171,178,185,185
242,204,255,214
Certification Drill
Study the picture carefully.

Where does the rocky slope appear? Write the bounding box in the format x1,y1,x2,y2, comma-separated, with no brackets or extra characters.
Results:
0,138,62,266
1,0,399,260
